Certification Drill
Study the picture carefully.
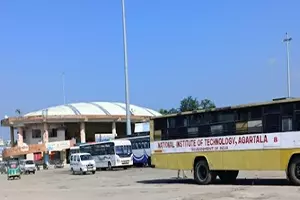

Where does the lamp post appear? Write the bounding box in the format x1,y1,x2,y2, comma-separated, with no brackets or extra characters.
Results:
121,0,132,135
283,32,292,98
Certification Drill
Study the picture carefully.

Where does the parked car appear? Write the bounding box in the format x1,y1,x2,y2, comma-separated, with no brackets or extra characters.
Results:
54,160,64,169
20,160,36,174
70,153,96,175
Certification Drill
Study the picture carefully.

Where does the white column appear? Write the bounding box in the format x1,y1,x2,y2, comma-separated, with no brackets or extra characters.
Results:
17,127,23,147
43,123,49,143
10,126,15,147
80,122,86,143
112,121,117,137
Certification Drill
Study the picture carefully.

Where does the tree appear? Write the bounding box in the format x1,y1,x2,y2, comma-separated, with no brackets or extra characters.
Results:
168,108,179,114
199,99,216,109
158,96,216,115
179,96,200,112
158,108,179,115
158,109,169,115
15,109,22,116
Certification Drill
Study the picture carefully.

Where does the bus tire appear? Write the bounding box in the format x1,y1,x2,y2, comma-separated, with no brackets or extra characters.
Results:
194,160,214,185
287,157,300,185
218,170,239,184
107,162,112,171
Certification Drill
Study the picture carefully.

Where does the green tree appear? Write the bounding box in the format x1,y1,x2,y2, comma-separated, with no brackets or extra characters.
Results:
168,108,179,114
179,96,200,112
158,108,179,115
199,99,216,109
158,109,169,115
158,96,216,114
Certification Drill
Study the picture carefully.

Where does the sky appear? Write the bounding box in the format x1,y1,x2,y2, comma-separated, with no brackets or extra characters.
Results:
0,0,299,138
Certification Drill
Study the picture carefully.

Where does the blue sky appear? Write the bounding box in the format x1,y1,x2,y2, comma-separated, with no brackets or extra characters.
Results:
0,0,299,138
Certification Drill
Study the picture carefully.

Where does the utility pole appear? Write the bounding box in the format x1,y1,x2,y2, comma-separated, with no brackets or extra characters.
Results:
283,32,292,98
121,0,132,136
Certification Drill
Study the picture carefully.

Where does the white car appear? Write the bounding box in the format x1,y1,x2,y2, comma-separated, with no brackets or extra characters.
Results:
70,153,96,175
20,160,36,174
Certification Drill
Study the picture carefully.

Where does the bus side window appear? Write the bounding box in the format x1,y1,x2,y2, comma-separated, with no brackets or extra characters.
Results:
132,141,136,150
144,142,148,148
137,142,141,149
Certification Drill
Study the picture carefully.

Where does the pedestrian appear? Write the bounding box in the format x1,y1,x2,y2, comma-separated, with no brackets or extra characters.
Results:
177,169,188,179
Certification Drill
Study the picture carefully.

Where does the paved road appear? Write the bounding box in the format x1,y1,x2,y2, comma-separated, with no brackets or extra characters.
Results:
0,168,299,200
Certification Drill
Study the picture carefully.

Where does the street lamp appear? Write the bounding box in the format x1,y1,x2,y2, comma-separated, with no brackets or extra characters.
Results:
121,0,132,136
283,32,292,98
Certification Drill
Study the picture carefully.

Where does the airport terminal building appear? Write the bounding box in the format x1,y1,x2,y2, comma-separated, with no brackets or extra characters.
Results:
0,101,161,163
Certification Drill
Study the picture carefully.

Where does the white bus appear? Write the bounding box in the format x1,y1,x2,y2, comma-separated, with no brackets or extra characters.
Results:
68,146,80,162
126,135,151,167
70,146,80,155
79,140,133,170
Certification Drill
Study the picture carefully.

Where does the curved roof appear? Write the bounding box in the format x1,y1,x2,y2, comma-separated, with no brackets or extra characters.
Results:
24,102,162,117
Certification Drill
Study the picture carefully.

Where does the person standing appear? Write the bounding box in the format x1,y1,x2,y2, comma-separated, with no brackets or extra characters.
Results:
177,169,188,179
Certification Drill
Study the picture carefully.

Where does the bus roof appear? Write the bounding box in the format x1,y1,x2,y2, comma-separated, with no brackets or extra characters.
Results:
79,139,131,146
117,135,149,140
152,97,300,119
115,132,149,139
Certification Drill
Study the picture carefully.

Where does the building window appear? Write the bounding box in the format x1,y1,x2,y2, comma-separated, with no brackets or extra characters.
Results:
282,118,292,132
49,129,57,138
32,129,41,138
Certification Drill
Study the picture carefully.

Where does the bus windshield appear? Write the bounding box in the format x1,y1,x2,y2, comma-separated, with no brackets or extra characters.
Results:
115,145,132,157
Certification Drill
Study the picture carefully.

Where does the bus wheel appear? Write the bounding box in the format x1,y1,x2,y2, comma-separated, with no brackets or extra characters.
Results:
107,162,112,171
194,160,214,185
147,157,151,167
288,157,300,185
218,170,239,184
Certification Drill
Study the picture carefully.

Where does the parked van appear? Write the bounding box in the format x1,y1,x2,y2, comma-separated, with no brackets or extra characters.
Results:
70,153,96,175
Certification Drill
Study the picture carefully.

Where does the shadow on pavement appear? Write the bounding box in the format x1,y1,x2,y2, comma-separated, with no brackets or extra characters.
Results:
137,178,292,186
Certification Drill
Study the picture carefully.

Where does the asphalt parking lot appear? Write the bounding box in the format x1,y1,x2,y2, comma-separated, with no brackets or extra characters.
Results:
0,167,300,200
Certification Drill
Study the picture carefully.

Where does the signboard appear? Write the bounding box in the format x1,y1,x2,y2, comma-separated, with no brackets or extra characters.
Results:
2,144,46,158
46,140,72,151
151,132,285,154
20,143,29,152
134,122,149,133
95,133,115,142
